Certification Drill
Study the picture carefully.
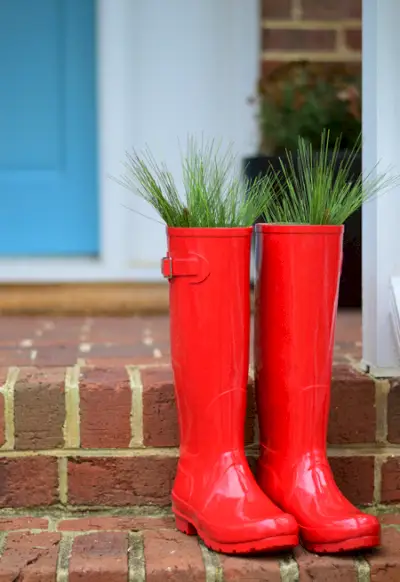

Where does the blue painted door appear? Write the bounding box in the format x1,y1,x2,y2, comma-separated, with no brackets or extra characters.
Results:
0,0,98,256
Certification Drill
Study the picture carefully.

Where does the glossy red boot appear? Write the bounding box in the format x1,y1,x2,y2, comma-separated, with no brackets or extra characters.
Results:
161,227,298,555
254,224,380,554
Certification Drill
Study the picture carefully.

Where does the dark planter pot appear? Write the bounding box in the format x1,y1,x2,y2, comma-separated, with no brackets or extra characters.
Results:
244,152,362,308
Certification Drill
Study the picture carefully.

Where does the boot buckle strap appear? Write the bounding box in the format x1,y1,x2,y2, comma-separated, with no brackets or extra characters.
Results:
161,253,209,283
161,256,174,279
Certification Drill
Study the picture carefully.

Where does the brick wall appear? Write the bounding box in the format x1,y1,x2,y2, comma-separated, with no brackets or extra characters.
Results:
261,0,362,78
0,363,399,510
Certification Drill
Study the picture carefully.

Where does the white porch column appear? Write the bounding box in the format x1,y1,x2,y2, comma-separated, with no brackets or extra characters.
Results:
362,0,400,376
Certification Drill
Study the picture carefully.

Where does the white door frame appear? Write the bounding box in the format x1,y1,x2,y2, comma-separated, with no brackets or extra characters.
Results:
0,0,259,283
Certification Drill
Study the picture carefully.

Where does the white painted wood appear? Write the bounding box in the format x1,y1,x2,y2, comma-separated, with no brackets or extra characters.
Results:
362,0,400,375
0,0,259,283
390,277,400,362
122,0,260,271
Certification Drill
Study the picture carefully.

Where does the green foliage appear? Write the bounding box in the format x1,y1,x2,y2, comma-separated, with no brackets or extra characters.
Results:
257,62,361,154
118,139,276,227
262,131,398,225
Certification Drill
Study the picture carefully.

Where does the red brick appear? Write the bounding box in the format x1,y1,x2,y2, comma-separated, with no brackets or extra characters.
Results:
381,458,400,504
58,515,175,531
34,345,77,366
87,316,151,341
0,349,34,366
263,29,336,51
68,456,177,506
0,517,49,531
80,367,131,448
0,532,60,582
85,343,169,366
14,367,65,450
346,29,362,51
380,514,400,526
0,457,58,507
261,0,292,19
142,367,178,447
35,316,85,345
329,456,375,505
220,553,281,580
69,532,128,582
295,545,357,580
144,529,205,582
366,527,400,581
0,318,41,343
328,366,376,444
388,380,400,443
301,0,362,20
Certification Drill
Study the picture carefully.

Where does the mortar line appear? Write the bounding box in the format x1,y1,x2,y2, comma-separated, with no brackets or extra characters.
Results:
1,367,19,451
64,366,81,449
261,51,361,62
0,446,179,458
0,444,397,459
373,455,385,505
127,366,144,448
128,531,146,582
336,27,346,52
280,554,299,581
0,446,395,459
58,457,68,505
355,555,370,582
291,0,303,20
375,379,389,443
262,18,361,28
0,506,173,519
199,541,224,582
0,532,8,557
137,362,170,370
56,532,74,582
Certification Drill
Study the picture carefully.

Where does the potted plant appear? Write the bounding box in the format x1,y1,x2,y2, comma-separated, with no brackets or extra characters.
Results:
119,140,299,554
254,132,397,553
245,60,362,307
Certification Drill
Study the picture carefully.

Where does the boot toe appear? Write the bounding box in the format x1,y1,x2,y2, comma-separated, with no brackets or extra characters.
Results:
269,512,299,538
198,511,298,546
301,512,380,545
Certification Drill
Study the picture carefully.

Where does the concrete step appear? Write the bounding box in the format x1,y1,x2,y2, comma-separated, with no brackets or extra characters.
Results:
0,511,398,581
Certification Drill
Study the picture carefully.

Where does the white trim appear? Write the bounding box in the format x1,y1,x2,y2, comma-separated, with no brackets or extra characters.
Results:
362,0,400,376
0,0,259,283
390,276,400,360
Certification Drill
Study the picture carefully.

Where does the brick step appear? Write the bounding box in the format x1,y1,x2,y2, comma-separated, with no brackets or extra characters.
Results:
0,363,399,509
0,511,398,580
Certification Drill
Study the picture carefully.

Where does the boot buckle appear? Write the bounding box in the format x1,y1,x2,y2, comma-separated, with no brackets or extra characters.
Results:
161,253,210,283
161,256,173,279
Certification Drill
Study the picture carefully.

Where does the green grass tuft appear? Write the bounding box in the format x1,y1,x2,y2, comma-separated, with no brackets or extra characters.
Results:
118,138,276,228
262,130,399,225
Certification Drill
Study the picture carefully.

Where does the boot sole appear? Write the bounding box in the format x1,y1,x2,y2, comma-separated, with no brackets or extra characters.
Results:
175,512,298,555
303,535,380,554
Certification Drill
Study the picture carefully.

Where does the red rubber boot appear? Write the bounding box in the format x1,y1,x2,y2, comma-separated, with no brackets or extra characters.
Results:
254,224,380,554
161,227,298,555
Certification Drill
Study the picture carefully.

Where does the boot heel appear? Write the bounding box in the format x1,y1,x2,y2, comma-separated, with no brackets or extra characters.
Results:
175,515,197,536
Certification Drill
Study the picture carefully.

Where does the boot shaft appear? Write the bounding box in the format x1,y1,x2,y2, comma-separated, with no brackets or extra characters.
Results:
163,227,252,455
254,224,344,456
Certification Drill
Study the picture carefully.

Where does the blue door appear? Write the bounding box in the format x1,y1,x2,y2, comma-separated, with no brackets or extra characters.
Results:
0,0,98,256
